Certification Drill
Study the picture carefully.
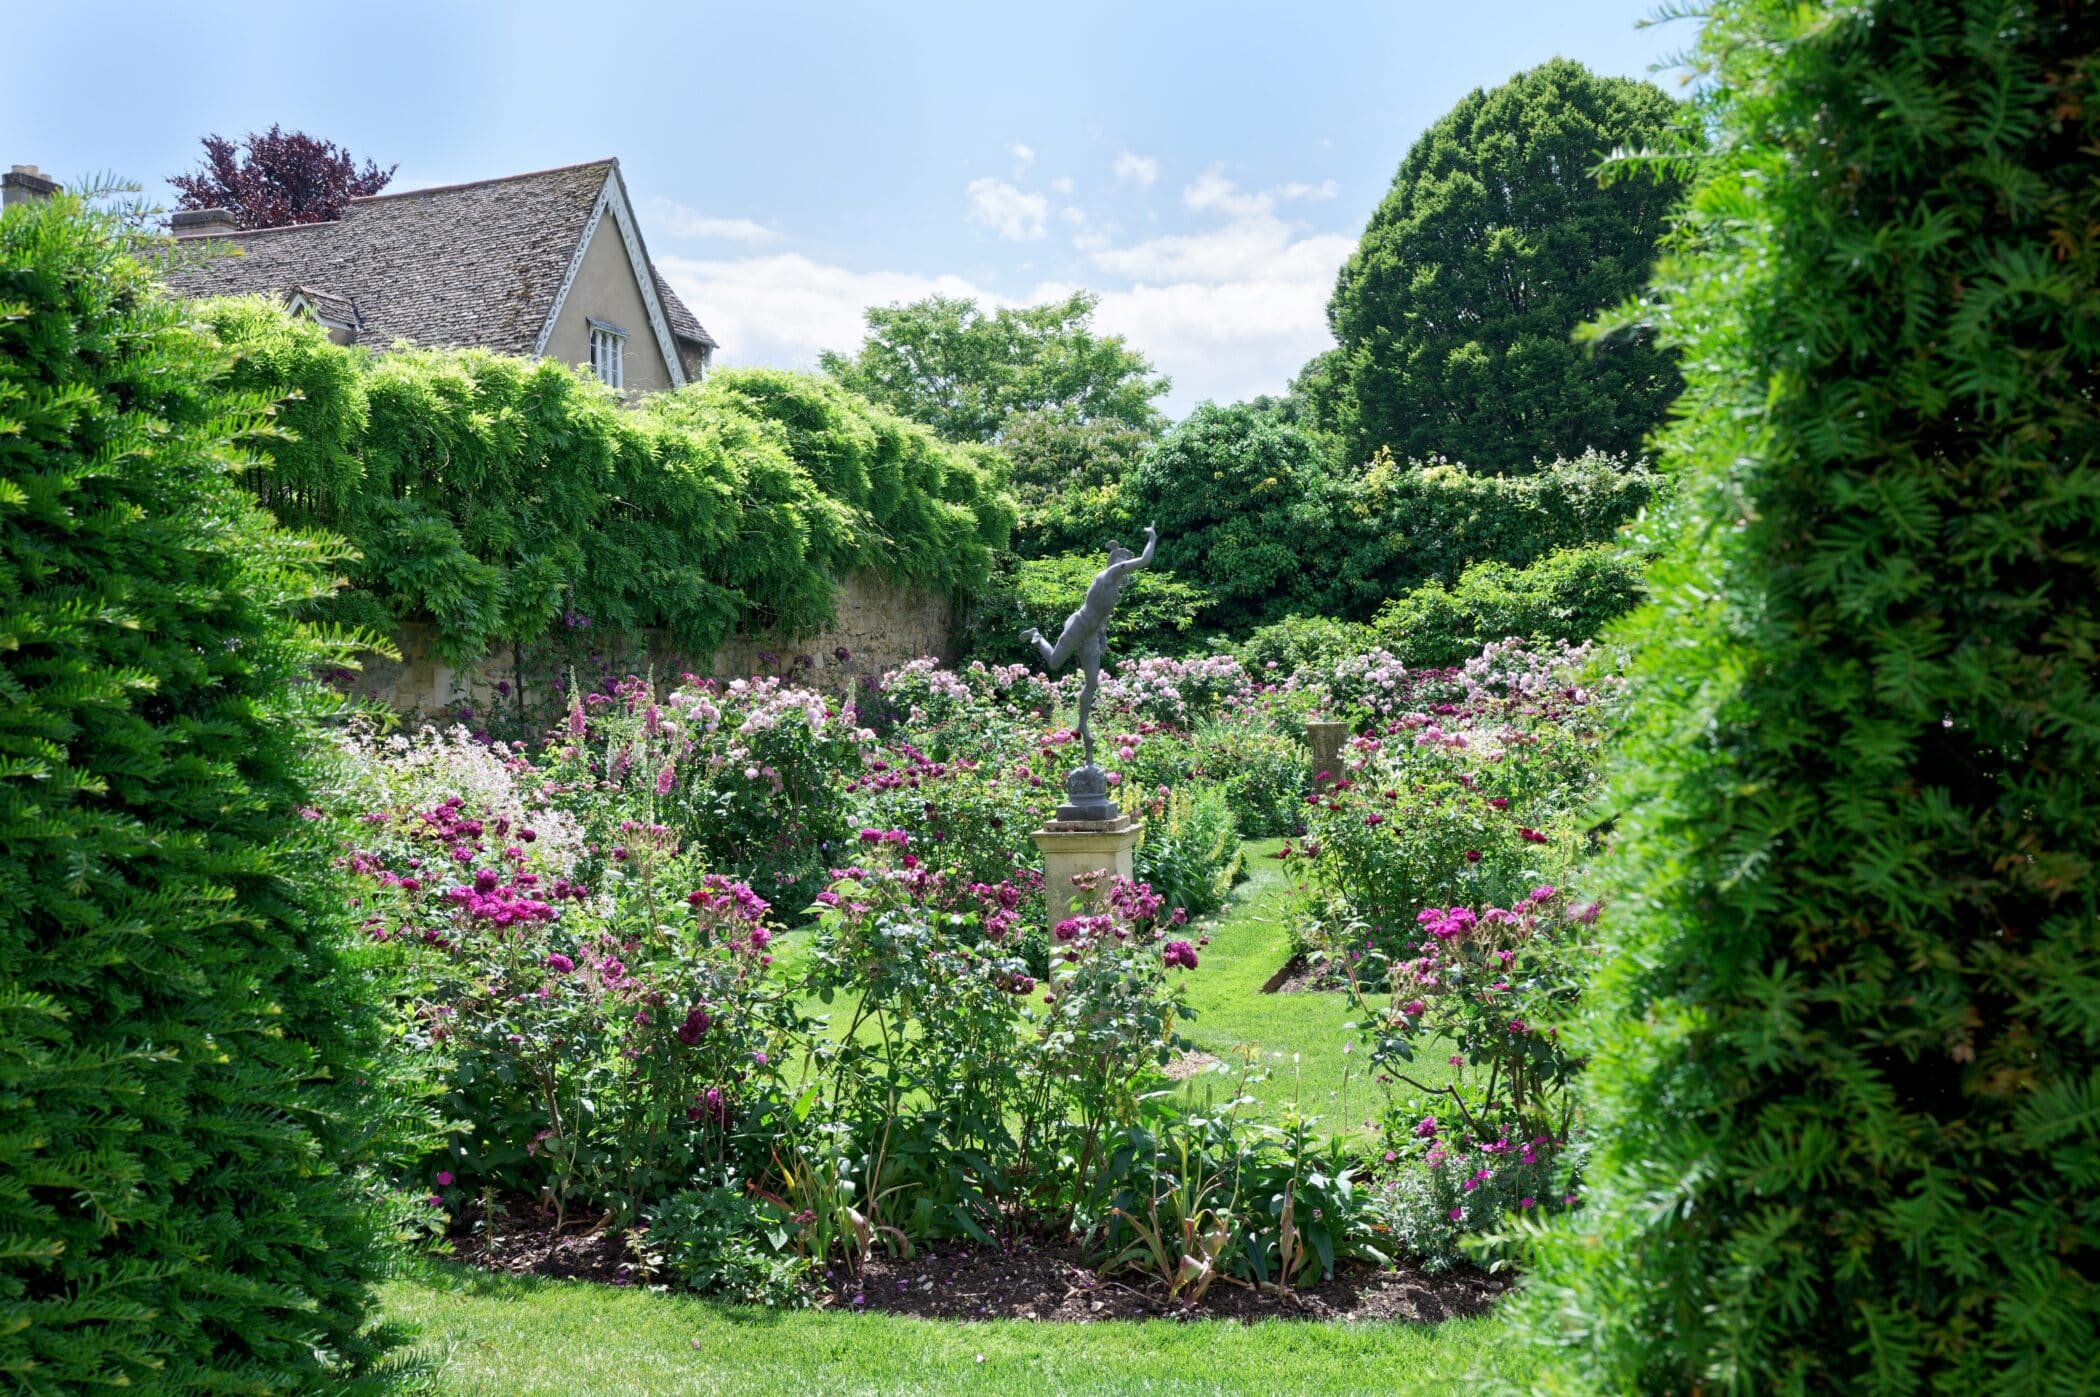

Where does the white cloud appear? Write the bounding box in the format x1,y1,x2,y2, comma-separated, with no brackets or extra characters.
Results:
1090,278,1343,407
643,197,778,244
656,161,1357,413
655,253,1003,368
966,177,1048,241
1113,150,1159,187
1091,170,1353,288
1075,167,1357,406
1049,175,1074,195
1009,142,1036,167
1276,178,1340,201
1181,165,1272,219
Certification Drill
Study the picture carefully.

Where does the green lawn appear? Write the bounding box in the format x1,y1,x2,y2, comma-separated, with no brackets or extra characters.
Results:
381,1262,1531,1395
1170,837,1456,1131
1175,837,1363,1129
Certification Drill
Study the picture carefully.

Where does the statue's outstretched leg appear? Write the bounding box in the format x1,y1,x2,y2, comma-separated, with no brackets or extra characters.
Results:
1075,636,1103,765
1029,612,1086,670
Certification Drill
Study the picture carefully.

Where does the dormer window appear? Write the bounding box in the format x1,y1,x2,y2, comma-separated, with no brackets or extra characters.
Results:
588,319,627,389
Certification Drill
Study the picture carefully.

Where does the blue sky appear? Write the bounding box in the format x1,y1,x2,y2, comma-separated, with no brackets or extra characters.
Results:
5,1,1691,414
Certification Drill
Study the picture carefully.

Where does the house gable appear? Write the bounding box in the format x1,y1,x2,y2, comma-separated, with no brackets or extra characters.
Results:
537,169,686,392
156,158,718,388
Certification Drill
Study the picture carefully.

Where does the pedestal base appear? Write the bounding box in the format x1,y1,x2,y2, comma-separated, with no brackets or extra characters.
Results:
1031,815,1143,929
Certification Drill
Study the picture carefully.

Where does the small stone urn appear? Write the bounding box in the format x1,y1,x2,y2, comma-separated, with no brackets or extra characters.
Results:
1304,718,1351,792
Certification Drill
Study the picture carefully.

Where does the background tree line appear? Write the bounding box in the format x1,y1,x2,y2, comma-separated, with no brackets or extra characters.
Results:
820,58,1685,665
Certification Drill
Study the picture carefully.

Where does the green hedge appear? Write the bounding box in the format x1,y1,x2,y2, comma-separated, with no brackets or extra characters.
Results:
1323,449,1660,615
202,299,1013,663
1369,542,1643,667
1520,1,2100,1390
956,549,1216,663
0,196,420,1388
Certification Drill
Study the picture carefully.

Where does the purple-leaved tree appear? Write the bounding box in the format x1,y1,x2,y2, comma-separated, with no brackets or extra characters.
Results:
171,124,395,229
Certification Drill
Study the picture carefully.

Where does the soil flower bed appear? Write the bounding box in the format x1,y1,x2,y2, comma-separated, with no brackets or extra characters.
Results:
447,1205,1509,1325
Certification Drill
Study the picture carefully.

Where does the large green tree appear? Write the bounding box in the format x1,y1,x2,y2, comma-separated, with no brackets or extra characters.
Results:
1327,58,1683,471
820,291,1168,444
1520,3,2100,1391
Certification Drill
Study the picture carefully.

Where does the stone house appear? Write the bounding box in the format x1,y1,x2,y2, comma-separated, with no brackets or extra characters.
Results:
6,156,955,702
157,158,716,393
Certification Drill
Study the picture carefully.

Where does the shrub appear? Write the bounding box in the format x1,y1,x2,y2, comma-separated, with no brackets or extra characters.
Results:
1349,890,1595,1150
1292,758,1575,964
0,192,420,1389
1237,613,1372,679
1370,543,1643,668
550,674,870,908
642,1186,812,1307
1518,4,2100,1390
1196,721,1311,839
1131,785,1243,921
334,744,801,1223
849,737,1058,896
802,859,1200,1242
1099,654,1252,728
1088,1104,1391,1297
1105,701,1310,841
1369,1113,1574,1273
1287,642,1609,968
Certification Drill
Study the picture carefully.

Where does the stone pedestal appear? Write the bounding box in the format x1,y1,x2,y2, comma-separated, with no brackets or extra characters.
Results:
1305,719,1351,791
1032,815,1143,929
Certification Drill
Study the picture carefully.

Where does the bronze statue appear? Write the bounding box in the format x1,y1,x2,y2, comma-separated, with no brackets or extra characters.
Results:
1026,525,1154,820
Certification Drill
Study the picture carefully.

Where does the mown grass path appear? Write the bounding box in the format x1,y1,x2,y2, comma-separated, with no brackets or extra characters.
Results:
380,1262,1528,1394
1172,837,1454,1132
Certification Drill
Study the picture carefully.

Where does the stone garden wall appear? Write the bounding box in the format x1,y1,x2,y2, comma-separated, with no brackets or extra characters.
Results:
341,572,952,717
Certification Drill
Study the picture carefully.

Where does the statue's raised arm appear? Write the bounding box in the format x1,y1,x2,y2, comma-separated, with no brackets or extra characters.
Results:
1108,525,1156,579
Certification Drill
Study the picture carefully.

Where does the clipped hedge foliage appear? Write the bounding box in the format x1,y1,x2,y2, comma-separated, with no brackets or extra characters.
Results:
1323,448,1661,615
0,197,415,1388
1369,542,1643,668
1521,2,2100,1391
202,299,1013,662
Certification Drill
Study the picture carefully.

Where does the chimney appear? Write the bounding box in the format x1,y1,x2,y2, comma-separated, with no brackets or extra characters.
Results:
171,207,239,238
2,164,59,207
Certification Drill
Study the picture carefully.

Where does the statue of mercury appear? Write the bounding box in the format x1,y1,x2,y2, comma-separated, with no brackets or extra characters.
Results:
1026,526,1155,808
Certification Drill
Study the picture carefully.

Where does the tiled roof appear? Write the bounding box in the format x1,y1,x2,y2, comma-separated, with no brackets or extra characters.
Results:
653,266,718,349
159,159,714,358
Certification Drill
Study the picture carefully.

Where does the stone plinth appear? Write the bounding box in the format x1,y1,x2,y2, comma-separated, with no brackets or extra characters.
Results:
1305,719,1351,791
1032,815,1143,929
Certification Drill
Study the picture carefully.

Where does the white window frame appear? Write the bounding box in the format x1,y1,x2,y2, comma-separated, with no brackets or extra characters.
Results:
588,319,628,390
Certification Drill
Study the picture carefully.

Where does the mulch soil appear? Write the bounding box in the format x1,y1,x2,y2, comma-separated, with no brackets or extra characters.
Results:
1262,953,1348,995
447,1202,1509,1324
